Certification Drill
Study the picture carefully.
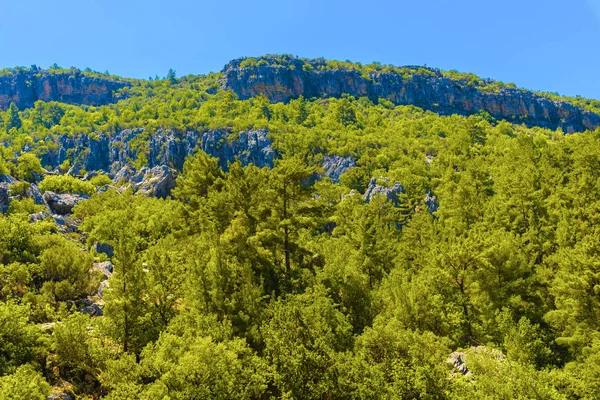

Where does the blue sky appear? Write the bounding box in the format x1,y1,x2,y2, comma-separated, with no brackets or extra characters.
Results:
1,0,599,98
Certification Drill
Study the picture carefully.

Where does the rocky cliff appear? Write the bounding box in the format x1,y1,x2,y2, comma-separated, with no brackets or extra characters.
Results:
222,57,600,133
39,128,277,176
0,69,131,110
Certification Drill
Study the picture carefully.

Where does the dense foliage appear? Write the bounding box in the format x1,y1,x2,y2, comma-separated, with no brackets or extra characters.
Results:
0,66,600,399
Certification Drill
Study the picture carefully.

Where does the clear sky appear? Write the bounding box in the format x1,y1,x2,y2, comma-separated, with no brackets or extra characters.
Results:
1,0,599,98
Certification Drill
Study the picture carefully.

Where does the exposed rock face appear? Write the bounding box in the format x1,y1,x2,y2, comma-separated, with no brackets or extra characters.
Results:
223,57,600,133
424,190,438,214
92,243,114,258
39,128,275,175
0,174,18,184
25,183,47,207
447,351,471,376
150,130,201,170
43,192,88,215
134,165,178,199
0,183,9,213
364,177,405,204
111,164,178,198
0,69,130,110
92,261,113,280
447,347,506,377
322,155,355,183
200,129,276,170
92,261,113,298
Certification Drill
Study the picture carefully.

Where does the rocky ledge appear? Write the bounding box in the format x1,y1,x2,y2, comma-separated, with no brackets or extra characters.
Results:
222,56,600,133
0,68,131,110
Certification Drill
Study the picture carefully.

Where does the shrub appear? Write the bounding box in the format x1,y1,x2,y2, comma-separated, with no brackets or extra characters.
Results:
38,175,95,196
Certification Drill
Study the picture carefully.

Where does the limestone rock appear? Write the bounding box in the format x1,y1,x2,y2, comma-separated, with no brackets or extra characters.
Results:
25,183,48,207
447,347,506,377
135,165,177,199
322,155,355,183
29,211,50,223
447,351,471,376
424,190,438,214
92,242,114,258
363,177,405,204
0,174,18,184
80,302,103,317
0,68,130,110
0,183,9,214
113,164,135,183
92,261,113,280
200,129,276,170
43,192,88,215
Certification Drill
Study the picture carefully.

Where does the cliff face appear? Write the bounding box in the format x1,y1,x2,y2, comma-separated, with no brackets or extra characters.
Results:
39,128,276,175
0,69,131,110
222,58,600,133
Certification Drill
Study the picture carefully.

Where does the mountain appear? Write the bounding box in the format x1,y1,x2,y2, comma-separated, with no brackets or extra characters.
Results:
2,55,600,399
1,56,599,133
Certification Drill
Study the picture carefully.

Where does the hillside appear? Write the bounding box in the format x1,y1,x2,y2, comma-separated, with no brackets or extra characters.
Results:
0,56,600,399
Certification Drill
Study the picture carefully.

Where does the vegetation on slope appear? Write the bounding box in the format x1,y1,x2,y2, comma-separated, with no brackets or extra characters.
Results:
0,64,600,398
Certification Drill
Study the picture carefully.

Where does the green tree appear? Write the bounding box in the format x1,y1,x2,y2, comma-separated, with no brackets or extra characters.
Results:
262,287,353,398
0,364,50,400
4,102,22,133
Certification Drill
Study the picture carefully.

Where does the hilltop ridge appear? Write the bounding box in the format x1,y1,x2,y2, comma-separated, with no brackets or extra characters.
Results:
222,55,600,133
1,55,599,133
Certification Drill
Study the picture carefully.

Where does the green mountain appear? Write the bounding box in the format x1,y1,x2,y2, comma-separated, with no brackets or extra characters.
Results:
0,56,599,399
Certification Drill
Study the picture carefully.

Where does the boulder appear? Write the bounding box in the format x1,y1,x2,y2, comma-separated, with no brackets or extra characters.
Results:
92,261,113,280
112,165,135,183
363,177,405,204
447,351,470,376
50,214,79,233
25,183,48,207
97,281,110,298
29,211,50,223
135,165,177,198
322,155,355,183
48,392,75,400
80,303,103,317
0,174,18,184
447,347,505,377
43,192,89,215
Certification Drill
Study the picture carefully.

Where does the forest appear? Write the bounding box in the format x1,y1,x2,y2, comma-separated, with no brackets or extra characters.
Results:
0,64,600,399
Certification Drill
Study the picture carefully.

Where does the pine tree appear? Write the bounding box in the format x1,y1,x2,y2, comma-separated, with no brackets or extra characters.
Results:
5,102,21,133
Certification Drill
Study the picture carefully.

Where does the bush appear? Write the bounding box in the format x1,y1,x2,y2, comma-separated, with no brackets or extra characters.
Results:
89,173,112,187
38,175,95,196
0,364,50,400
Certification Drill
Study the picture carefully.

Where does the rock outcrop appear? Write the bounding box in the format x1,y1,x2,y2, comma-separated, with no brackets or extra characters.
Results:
0,68,130,110
364,177,405,204
43,192,88,215
0,183,9,213
200,129,276,170
322,155,355,183
92,261,113,298
223,56,600,133
39,128,275,175
134,165,178,199
424,190,438,214
92,242,114,258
